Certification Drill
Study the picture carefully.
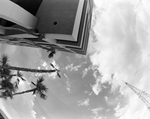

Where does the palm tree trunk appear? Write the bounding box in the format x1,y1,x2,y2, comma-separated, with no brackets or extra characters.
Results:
13,88,37,96
0,74,16,77
0,65,56,73
0,88,37,98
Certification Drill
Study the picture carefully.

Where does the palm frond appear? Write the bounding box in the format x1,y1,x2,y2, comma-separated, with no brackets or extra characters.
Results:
48,49,56,58
0,78,17,93
31,77,48,100
57,72,61,78
50,63,55,68
1,91,8,99
0,54,9,66
0,68,12,78
20,77,26,81
37,77,44,84
2,90,13,99
32,89,36,95
1,80,13,89
39,93,47,100
31,81,36,86
37,84,48,93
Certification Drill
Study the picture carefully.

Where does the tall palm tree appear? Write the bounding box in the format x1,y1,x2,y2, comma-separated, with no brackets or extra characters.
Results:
0,54,57,73
0,55,26,99
13,77,48,99
0,55,52,100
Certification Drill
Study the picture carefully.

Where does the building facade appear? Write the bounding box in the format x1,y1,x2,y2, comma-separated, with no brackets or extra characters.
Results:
0,0,93,54
0,109,9,119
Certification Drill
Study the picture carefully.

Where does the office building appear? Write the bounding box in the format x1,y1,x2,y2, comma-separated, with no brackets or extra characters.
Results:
0,0,93,54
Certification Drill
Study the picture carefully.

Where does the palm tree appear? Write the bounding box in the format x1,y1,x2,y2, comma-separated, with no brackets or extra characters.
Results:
0,75,18,99
0,54,57,73
48,48,56,58
0,70,25,99
13,77,48,99
0,55,54,100
0,54,19,99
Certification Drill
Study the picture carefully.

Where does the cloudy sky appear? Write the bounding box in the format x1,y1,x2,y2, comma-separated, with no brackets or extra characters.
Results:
1,0,150,119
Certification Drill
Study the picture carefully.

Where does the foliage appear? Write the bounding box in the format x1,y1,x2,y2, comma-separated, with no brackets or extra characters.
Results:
31,77,48,99
0,54,61,100
48,48,56,58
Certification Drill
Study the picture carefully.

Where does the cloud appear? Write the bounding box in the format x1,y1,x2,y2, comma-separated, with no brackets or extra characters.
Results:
82,65,91,78
91,82,102,96
105,96,119,106
78,98,90,107
31,110,36,118
104,96,108,101
84,90,93,96
42,116,46,119
114,95,150,119
91,75,103,95
65,63,82,71
91,107,105,119
90,0,150,118
91,107,103,115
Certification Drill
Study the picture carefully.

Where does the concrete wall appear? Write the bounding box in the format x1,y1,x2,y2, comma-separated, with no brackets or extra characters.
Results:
36,0,79,34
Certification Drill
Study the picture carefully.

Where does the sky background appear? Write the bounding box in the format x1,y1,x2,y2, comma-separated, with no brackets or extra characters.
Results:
1,0,150,119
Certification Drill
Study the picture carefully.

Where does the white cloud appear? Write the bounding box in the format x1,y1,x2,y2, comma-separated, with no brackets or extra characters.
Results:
91,77,103,95
42,116,46,119
78,98,90,107
104,96,108,101
91,107,103,115
90,0,150,118
91,116,103,119
82,65,92,78
31,110,36,118
84,90,93,96
66,80,71,92
91,82,102,95
105,96,119,106
65,63,82,71
91,107,105,119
